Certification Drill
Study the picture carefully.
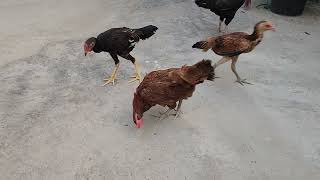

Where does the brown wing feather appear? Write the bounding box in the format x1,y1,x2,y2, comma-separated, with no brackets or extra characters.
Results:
212,32,251,57
137,69,195,108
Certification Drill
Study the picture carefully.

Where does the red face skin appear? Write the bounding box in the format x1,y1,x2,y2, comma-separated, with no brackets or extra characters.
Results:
265,24,276,31
134,113,143,128
259,21,275,32
84,43,93,56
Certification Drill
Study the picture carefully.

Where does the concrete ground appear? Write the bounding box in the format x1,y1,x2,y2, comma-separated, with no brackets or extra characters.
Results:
1,0,320,179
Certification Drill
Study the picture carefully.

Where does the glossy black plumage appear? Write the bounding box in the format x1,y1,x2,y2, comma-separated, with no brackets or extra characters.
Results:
91,25,158,64
195,0,249,26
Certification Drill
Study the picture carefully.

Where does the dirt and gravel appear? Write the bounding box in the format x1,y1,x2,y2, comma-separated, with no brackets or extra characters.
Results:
1,0,320,179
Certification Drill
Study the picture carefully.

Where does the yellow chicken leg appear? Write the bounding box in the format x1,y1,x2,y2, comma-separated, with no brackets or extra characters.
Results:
129,62,142,83
103,63,120,86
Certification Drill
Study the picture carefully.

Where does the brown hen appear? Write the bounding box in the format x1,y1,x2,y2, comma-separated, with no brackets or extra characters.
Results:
192,21,275,85
132,60,215,128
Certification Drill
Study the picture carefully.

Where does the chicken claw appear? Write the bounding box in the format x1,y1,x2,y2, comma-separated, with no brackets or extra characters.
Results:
129,74,141,83
103,77,116,86
102,64,119,86
235,78,253,86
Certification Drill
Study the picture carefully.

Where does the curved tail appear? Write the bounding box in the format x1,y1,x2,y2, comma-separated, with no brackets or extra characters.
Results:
192,37,215,52
131,25,158,41
197,59,215,81
180,59,215,85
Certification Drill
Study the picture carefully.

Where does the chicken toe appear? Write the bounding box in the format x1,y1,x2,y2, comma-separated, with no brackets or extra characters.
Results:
129,75,141,83
235,78,253,86
173,110,182,120
230,57,253,86
102,64,119,86
103,77,116,86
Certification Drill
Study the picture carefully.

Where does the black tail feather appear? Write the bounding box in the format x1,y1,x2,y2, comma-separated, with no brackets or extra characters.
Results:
133,25,158,41
192,41,206,49
196,59,215,81
195,0,211,9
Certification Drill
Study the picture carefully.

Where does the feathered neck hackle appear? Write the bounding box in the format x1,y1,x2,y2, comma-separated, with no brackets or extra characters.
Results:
248,20,267,40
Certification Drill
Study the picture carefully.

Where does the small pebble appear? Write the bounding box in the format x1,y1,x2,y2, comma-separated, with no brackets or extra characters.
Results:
153,133,157,135
305,32,310,35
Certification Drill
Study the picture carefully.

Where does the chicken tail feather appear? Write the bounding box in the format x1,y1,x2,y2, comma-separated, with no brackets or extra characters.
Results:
180,59,215,85
132,25,158,41
196,59,215,81
192,37,215,52
194,0,210,9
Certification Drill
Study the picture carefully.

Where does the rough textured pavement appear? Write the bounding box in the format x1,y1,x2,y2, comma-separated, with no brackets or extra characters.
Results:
1,0,320,179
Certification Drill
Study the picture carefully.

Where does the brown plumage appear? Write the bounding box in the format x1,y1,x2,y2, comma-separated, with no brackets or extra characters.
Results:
192,21,275,85
132,60,215,128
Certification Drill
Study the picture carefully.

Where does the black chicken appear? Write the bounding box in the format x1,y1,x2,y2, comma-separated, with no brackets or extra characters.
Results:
84,25,158,85
195,0,251,32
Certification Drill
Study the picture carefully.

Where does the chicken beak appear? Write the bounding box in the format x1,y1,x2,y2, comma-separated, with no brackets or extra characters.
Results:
84,52,87,56
135,119,143,128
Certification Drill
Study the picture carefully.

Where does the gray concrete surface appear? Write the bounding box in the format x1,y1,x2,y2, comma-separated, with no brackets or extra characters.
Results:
1,0,320,179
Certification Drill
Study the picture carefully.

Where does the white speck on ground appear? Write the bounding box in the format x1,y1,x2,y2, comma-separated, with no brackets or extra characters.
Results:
0,0,320,180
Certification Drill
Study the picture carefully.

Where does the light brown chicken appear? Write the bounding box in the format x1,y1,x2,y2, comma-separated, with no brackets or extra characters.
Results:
192,21,275,85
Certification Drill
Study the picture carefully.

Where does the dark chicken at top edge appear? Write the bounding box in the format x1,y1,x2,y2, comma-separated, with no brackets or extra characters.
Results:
194,0,251,33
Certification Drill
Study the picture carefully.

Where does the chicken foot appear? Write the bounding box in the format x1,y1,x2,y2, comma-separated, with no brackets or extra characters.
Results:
153,100,183,120
150,108,174,119
103,63,120,86
129,62,142,83
231,57,252,86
